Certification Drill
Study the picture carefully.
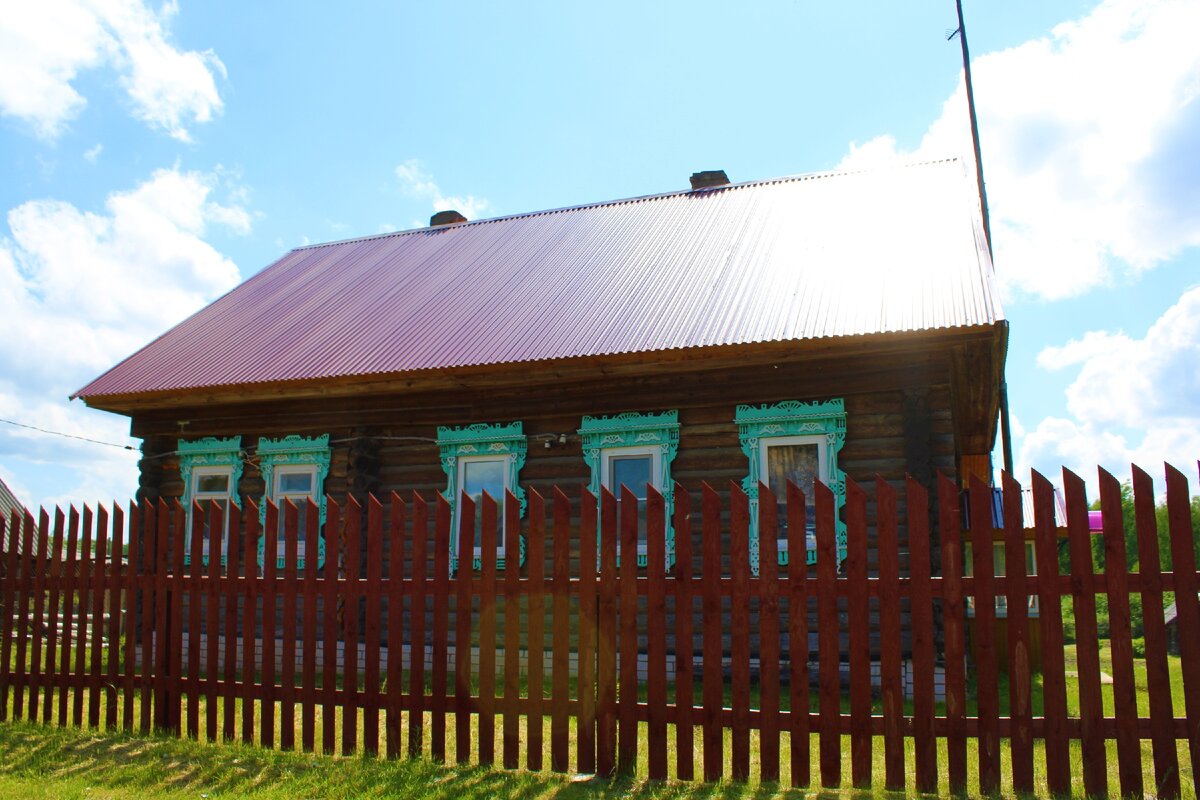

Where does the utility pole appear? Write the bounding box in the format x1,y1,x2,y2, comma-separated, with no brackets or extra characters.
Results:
952,0,1014,477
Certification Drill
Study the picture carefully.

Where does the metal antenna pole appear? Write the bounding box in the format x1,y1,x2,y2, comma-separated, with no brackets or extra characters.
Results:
953,0,1013,477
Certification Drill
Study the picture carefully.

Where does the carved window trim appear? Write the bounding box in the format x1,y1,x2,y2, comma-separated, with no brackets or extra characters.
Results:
178,436,243,566
735,398,847,575
579,410,679,568
437,421,527,572
256,434,330,571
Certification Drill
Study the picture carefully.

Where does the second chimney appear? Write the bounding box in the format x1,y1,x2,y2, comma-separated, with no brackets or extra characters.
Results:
430,209,467,227
689,170,730,190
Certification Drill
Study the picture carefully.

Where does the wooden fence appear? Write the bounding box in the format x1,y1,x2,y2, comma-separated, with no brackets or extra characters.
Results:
1,464,1198,796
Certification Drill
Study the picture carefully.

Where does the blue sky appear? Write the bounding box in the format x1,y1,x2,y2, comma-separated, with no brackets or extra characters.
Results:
1,0,1198,510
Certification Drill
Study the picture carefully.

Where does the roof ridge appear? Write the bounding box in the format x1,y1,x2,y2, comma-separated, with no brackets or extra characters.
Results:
291,157,963,253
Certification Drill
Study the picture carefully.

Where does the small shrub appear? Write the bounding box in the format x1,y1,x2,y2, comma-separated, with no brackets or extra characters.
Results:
1131,637,1146,658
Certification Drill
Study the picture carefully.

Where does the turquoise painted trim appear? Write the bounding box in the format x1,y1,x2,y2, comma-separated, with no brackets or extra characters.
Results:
735,398,847,573
178,436,243,567
579,410,679,568
256,434,330,571
437,422,527,572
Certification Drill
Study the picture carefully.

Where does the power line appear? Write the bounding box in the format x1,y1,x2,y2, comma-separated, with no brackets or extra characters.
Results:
0,417,138,451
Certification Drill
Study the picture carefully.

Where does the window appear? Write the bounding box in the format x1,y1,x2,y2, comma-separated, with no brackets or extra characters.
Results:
735,399,847,575
437,422,527,572
580,411,679,568
178,436,243,566
965,540,1040,618
257,434,330,570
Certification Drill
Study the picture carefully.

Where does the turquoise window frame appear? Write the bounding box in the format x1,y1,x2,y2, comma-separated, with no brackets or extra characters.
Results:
579,410,679,569
437,422,527,573
178,436,243,567
735,398,847,574
256,434,330,571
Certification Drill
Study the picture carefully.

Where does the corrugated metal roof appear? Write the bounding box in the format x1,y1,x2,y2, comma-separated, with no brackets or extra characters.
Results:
0,476,29,553
75,159,1003,401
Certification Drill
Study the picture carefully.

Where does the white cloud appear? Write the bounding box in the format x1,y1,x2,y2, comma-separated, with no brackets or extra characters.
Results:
0,166,249,508
1018,286,1200,484
395,159,492,224
83,142,103,162
0,0,224,141
837,0,1200,301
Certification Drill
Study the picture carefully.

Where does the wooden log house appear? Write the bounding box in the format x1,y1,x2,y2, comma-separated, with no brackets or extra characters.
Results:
74,160,1007,669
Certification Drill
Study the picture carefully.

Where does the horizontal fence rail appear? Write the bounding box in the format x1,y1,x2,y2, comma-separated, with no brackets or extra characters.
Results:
0,463,1198,796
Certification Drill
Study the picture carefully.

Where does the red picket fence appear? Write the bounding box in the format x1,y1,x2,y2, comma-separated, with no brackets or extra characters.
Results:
1,464,1199,796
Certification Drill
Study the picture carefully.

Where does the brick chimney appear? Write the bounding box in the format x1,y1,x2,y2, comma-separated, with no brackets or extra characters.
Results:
430,210,467,227
689,170,730,190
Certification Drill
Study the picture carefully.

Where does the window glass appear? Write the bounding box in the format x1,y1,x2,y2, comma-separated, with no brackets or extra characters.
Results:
610,454,651,532
279,472,312,493
462,458,507,548
197,474,229,493
766,441,820,540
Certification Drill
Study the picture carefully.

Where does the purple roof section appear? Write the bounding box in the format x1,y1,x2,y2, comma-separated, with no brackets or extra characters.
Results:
75,159,1003,403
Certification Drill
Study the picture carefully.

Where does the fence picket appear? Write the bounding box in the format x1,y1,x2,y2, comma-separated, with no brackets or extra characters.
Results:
59,508,81,728
0,512,17,723
261,502,278,749
430,495,450,763
241,502,258,745
550,488,571,773
342,497,362,756
937,475,966,794
301,498,320,752
478,492,498,767
385,493,405,759
363,495,385,757
122,503,138,732
596,488,617,777
1063,469,1103,796
205,501,222,742
646,485,668,781
1032,471,1070,795
617,485,638,775
815,481,840,789
729,484,751,783
846,479,871,788
503,491,520,770
787,481,810,789
968,476,999,794
167,501,187,735
526,490,545,772
12,512,34,721
72,506,93,728
185,502,203,739
1003,472,1035,794
454,492,474,766
672,483,695,783
577,489,598,775
46,510,65,726
905,478,936,793
757,484,781,785
700,483,722,783
28,511,49,723
88,506,109,729
321,499,340,755
1167,464,1200,780
280,501,299,751
1133,466,1180,798
223,501,242,742
406,493,426,760
875,478,903,791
